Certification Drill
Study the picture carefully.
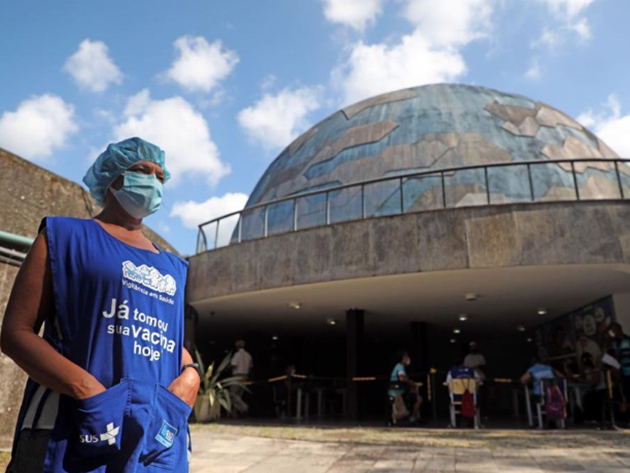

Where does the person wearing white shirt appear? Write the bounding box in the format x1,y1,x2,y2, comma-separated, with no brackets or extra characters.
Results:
464,341,487,381
230,340,253,415
231,340,253,377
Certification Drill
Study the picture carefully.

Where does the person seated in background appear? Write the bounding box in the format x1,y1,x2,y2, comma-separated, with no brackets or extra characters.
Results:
388,351,423,423
608,322,630,424
447,358,482,384
446,358,482,427
579,353,606,423
520,356,565,403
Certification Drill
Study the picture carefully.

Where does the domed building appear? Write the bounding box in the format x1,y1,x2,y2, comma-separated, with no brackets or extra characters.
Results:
188,84,630,421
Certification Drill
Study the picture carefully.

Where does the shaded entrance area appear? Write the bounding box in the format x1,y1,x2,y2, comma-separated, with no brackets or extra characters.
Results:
190,264,630,425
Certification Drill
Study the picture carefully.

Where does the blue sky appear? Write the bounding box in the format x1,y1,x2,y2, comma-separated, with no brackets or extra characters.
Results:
1,0,629,255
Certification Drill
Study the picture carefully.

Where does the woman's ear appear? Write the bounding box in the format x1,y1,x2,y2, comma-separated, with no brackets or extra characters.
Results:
103,175,124,206
109,175,124,191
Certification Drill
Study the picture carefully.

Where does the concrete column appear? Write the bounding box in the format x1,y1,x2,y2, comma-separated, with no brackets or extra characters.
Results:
346,309,364,421
410,322,429,374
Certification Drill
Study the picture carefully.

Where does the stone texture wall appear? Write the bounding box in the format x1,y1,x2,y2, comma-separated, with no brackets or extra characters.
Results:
188,200,630,303
0,148,179,437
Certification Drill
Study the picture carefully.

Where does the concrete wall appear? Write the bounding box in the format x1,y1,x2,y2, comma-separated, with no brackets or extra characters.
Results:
0,148,178,437
188,200,630,303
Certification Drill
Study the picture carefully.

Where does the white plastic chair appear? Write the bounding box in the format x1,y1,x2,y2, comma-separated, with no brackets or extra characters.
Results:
526,378,567,429
447,378,480,429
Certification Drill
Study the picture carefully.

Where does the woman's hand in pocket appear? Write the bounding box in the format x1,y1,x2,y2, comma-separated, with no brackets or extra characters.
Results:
168,367,200,407
74,376,107,400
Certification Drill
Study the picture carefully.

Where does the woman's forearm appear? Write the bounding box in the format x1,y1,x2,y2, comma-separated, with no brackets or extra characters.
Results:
2,328,104,400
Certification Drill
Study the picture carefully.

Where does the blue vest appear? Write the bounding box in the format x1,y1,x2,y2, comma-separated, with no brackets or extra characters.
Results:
12,217,191,472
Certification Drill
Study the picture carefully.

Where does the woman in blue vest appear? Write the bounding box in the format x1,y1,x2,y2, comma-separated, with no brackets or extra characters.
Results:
1,137,200,472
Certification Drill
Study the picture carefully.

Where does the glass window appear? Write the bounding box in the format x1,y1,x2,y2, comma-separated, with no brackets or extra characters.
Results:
364,179,402,217
402,174,443,212
443,168,488,207
329,186,363,223
487,164,532,204
296,193,327,230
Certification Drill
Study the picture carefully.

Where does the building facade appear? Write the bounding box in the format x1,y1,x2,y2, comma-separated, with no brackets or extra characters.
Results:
189,84,630,419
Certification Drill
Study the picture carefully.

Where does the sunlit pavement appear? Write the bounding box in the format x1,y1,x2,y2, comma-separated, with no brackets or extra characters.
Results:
189,424,630,472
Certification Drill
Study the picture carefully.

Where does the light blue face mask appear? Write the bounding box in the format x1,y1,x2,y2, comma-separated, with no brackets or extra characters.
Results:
110,172,163,219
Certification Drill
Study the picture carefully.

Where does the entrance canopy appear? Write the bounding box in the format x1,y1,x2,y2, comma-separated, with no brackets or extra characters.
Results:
192,263,630,339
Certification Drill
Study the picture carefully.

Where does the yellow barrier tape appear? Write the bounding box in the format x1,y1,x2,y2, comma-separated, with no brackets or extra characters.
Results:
492,378,513,383
291,374,308,379
352,376,377,381
267,375,288,383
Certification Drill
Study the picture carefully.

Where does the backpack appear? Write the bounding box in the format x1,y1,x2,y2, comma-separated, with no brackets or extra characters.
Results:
461,380,476,418
545,383,566,421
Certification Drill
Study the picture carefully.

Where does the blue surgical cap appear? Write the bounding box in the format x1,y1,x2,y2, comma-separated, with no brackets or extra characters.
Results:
83,137,170,206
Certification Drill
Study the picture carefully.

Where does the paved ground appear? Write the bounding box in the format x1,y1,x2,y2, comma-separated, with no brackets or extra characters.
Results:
2,424,629,472
189,424,630,473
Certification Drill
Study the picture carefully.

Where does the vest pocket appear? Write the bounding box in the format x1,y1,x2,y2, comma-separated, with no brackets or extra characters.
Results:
71,378,130,459
140,384,192,469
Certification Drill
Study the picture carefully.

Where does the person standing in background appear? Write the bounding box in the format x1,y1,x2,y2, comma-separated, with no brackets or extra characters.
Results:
464,342,487,382
230,340,253,416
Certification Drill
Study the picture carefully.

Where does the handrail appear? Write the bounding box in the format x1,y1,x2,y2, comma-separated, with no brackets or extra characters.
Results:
197,158,630,253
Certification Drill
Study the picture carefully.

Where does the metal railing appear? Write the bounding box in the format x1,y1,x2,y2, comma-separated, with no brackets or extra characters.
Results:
197,158,630,253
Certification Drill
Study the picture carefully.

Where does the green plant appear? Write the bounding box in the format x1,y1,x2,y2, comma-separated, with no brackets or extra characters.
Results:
194,350,248,419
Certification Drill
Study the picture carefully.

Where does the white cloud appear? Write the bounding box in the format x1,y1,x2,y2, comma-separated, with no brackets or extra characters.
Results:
540,0,596,18
525,58,543,81
331,0,495,105
577,94,630,157
164,36,239,93
238,86,321,151
171,192,248,247
402,0,494,47
534,0,598,48
0,94,78,160
570,17,591,41
113,89,230,185
334,32,466,105
64,39,123,93
322,0,384,31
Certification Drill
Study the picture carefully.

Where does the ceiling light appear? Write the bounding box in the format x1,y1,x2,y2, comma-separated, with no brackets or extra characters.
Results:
326,318,337,326
465,293,478,301
537,308,547,316
450,338,457,344
272,335,279,341
517,325,526,332
458,314,469,322
289,302,302,310
453,328,461,334
527,337,533,343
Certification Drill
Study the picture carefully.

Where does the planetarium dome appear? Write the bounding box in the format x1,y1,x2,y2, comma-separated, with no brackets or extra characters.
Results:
249,83,619,202
226,84,626,244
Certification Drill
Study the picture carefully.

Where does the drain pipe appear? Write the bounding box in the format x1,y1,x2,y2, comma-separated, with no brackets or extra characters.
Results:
0,230,34,248
0,230,34,266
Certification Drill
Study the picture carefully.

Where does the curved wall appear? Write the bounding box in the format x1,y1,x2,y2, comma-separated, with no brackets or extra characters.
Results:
188,200,630,303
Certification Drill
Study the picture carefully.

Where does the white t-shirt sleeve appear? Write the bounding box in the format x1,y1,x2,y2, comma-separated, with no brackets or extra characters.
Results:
602,353,621,370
